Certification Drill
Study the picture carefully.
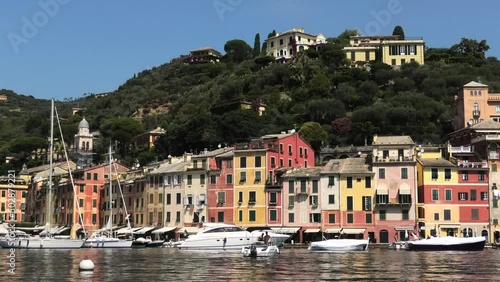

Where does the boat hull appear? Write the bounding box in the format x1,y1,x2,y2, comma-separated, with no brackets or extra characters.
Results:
407,237,485,251
309,239,369,252
0,238,84,249
177,233,255,251
82,239,133,248
242,245,280,257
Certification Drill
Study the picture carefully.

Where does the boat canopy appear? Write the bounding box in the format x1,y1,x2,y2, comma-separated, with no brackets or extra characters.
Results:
152,227,176,234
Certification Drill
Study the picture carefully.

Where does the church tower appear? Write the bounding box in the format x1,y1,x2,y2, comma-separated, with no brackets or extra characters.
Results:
74,117,94,169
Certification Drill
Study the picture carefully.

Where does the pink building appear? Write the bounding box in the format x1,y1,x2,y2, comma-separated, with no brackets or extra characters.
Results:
207,148,234,223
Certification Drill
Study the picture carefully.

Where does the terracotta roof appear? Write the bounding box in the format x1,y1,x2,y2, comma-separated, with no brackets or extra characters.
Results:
373,135,414,145
463,81,488,87
193,147,234,158
471,119,500,130
283,167,322,178
321,159,346,174
340,158,372,174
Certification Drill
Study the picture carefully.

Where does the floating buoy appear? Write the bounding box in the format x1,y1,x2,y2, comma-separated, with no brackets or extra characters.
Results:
79,257,95,271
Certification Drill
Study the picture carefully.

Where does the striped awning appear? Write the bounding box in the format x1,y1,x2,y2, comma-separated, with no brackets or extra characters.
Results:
271,227,300,234
304,228,321,233
394,226,414,231
376,188,389,195
399,188,411,195
342,228,366,234
439,224,460,229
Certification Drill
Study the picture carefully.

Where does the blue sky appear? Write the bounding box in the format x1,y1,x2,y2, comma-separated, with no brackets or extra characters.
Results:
1,0,499,100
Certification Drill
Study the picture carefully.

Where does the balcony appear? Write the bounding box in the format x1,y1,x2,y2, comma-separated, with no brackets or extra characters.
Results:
472,110,481,117
457,160,488,168
265,180,282,189
450,146,472,153
296,187,310,195
374,156,414,163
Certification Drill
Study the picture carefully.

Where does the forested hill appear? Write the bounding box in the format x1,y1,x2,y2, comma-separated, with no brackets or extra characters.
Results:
1,28,499,173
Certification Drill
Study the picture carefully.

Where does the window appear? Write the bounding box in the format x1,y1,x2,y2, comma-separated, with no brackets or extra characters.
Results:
270,192,277,204
255,156,261,167
459,192,468,201
226,174,233,184
93,173,98,180
309,213,321,223
255,171,262,183
434,213,439,220
288,213,294,223
249,210,256,222
214,192,224,205
176,193,181,204
479,171,485,181
288,159,292,167
444,209,451,221
401,58,406,65
365,177,371,188
200,174,205,184
238,210,243,222
158,212,163,223
176,211,180,222
391,59,396,65
328,195,335,204
444,169,451,180
240,157,247,168
166,194,171,205
240,172,246,183
347,213,354,223
328,176,335,186
347,177,353,188
471,189,477,201
402,210,409,220
365,51,370,61
376,193,388,204
238,191,243,203
312,180,318,193
210,175,216,184
305,149,308,157
92,214,97,224
347,196,353,211
280,159,284,167
80,185,85,193
401,168,408,179
380,210,386,221
432,189,439,201
432,168,438,180
227,160,232,168
300,180,307,193
93,199,97,208
351,52,355,61
218,212,224,222
362,196,372,211
481,192,488,200
187,175,192,185
365,214,372,224
288,195,295,207
249,191,256,203
270,210,277,221
271,157,276,167
328,214,336,223
93,185,97,193
471,209,479,220
493,164,498,172
460,171,469,182
79,199,84,208
149,193,154,204
445,189,452,201
86,172,91,180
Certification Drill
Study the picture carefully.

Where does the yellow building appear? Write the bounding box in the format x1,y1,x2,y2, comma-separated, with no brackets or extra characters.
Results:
264,28,326,61
344,35,425,68
233,148,267,226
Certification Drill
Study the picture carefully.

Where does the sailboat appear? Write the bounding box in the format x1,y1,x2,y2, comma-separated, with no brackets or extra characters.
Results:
0,99,84,249
82,146,132,248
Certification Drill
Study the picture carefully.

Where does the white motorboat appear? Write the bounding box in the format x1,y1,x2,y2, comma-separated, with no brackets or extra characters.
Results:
249,229,290,247
242,243,280,257
82,233,132,248
406,236,485,251
309,238,369,252
176,223,258,251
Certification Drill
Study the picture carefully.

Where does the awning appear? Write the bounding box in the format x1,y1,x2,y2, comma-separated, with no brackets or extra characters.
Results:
324,228,342,234
177,227,202,234
342,228,366,234
394,226,414,231
116,227,143,234
304,228,321,233
419,226,435,230
399,188,411,195
376,188,389,195
135,226,156,234
152,226,177,234
439,224,460,229
271,227,300,234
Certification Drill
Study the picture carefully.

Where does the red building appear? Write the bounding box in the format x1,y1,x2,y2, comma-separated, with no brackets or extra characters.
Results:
206,148,234,223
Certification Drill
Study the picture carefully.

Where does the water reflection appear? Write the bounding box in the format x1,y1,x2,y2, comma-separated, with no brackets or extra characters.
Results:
1,248,500,281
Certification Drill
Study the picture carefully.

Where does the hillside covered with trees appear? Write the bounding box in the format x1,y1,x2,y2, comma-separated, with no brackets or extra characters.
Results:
1,26,500,174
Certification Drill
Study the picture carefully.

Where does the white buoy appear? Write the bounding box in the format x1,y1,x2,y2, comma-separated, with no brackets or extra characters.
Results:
79,258,95,271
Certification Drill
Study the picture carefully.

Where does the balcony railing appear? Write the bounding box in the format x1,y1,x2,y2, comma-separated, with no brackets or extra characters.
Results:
472,110,481,117
457,160,488,168
450,146,472,153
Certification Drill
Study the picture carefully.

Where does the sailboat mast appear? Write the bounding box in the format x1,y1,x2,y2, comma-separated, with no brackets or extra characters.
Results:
47,99,54,230
109,145,113,234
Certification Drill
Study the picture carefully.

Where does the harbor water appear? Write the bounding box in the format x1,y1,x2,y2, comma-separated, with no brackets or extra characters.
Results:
1,246,500,281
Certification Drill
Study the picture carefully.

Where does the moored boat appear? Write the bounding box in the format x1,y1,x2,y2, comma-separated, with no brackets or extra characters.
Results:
406,236,486,251
309,238,369,252
242,243,280,257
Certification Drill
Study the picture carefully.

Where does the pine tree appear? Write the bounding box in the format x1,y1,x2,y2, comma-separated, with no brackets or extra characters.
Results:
253,33,261,58
392,25,405,39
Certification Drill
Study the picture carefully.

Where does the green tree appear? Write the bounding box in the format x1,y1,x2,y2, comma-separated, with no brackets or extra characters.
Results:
253,33,261,57
224,39,253,63
100,117,145,157
392,25,405,39
450,38,490,61
318,43,348,68
299,122,329,155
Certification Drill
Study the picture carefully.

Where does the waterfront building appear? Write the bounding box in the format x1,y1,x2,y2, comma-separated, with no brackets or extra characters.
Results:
319,160,343,240
264,28,326,62
343,35,425,68
206,147,235,224
0,175,28,222
372,135,417,243
233,130,315,227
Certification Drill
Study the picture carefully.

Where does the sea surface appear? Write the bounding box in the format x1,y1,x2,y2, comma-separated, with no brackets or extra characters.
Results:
1,246,500,281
